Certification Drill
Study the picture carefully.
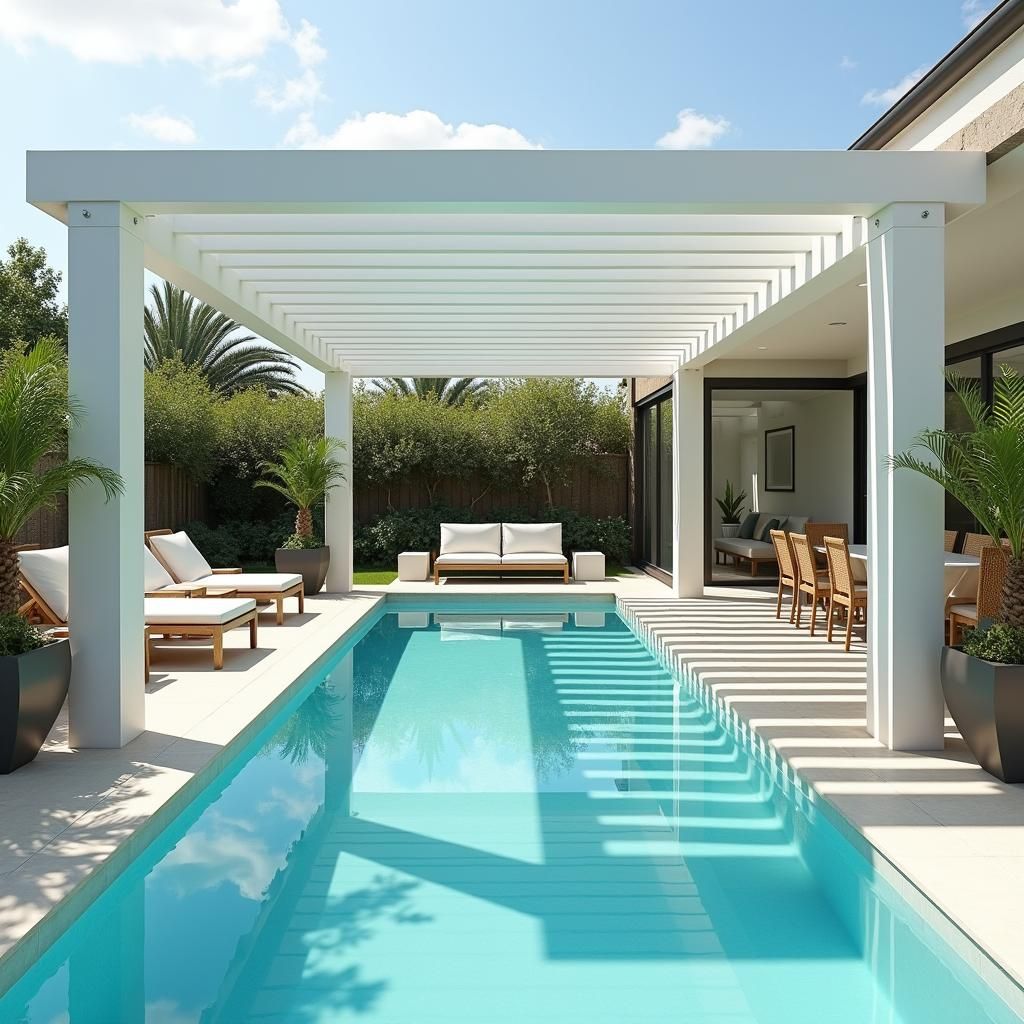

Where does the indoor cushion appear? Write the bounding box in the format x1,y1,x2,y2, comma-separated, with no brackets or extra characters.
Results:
19,546,69,623
192,572,301,593
499,553,568,565
439,523,501,555
501,522,563,556
143,597,256,625
148,532,213,583
434,552,502,564
144,546,176,592
753,513,777,538
782,515,809,534
758,518,781,542
714,539,776,560
737,513,759,539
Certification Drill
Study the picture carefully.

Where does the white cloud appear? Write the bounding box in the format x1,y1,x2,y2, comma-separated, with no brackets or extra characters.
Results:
839,55,857,71
284,109,541,149
291,18,326,67
211,62,258,83
656,108,730,149
124,109,197,144
0,0,289,67
256,67,324,112
962,0,997,28
861,65,928,106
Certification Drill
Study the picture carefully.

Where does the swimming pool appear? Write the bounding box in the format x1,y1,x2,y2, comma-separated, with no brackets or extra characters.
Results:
0,603,1019,1023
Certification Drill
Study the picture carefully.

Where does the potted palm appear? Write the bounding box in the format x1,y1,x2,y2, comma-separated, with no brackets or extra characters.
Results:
891,366,1024,781
0,340,123,773
257,436,346,595
715,480,747,537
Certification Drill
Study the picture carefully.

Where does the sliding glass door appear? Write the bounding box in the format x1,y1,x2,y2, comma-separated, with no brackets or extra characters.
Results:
637,394,673,575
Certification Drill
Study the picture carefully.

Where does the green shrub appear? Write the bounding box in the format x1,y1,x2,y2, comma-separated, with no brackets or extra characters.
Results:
181,520,242,567
0,613,50,657
144,360,221,482
962,622,1024,665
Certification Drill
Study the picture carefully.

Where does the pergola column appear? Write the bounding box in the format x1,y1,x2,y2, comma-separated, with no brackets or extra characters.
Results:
67,201,145,748
865,202,946,750
324,369,353,593
672,368,704,598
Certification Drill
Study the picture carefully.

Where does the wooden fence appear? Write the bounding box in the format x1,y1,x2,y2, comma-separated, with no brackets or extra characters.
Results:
16,454,628,548
15,463,208,548
353,454,629,523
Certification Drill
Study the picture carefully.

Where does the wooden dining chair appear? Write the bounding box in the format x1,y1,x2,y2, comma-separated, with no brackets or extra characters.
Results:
943,530,958,553
790,533,831,636
804,522,849,570
769,529,797,623
948,545,1007,645
823,536,869,652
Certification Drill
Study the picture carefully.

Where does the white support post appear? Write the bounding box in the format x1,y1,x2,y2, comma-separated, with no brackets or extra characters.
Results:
672,368,704,598
67,202,145,748
866,202,946,750
324,370,353,593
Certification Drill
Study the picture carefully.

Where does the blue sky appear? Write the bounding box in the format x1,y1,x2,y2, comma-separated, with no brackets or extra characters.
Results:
0,0,997,387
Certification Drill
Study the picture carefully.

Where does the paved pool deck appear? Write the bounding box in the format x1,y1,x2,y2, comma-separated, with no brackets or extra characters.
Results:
1,572,1023,1016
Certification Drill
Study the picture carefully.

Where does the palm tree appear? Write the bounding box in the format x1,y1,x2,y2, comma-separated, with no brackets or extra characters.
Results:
255,436,346,547
370,377,490,406
0,339,122,614
144,281,305,396
891,366,1024,626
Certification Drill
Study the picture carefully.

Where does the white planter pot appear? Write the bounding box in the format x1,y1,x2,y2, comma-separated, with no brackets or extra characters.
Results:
720,523,741,538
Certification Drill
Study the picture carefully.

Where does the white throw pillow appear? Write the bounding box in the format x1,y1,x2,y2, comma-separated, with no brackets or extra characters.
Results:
144,545,176,592
439,523,501,555
19,546,69,623
502,522,563,555
148,531,214,583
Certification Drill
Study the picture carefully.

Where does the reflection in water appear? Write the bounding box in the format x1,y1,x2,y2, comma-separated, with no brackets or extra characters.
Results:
0,611,1018,1024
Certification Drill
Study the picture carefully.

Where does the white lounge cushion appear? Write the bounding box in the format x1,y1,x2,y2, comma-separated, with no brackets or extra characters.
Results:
144,546,176,592
19,546,69,623
144,597,256,625
501,522,563,556
439,523,501,555
499,553,568,565
149,531,213,583
191,572,301,593
434,552,502,565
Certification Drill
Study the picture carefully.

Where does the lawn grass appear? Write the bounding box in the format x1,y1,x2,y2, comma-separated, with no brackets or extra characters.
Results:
353,567,399,585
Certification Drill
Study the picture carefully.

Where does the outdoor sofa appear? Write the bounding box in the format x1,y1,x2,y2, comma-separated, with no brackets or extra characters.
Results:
714,513,809,576
433,523,569,584
18,545,259,671
146,529,304,624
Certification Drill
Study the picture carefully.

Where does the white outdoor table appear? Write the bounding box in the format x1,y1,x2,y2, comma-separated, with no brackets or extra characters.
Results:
815,543,979,599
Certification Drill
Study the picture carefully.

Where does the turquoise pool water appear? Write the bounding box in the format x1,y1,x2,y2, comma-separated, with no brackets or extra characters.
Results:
0,605,1019,1023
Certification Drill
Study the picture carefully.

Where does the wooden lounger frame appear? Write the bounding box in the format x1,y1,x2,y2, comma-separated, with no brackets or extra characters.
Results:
18,568,258,672
146,528,304,625
433,560,570,585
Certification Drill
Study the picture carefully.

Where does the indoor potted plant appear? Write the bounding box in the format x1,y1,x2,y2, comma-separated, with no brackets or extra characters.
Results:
715,480,747,538
257,435,346,595
0,339,123,773
891,365,1024,781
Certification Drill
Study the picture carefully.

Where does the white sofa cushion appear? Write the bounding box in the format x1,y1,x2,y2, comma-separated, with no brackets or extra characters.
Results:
144,597,256,625
19,546,69,623
714,539,776,560
149,532,214,583
192,572,301,593
782,515,809,534
440,523,501,555
501,522,563,555
434,552,502,565
144,546,176,592
499,553,568,565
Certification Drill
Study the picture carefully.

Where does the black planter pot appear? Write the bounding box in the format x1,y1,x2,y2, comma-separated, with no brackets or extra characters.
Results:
275,546,330,595
940,645,1024,783
0,639,72,774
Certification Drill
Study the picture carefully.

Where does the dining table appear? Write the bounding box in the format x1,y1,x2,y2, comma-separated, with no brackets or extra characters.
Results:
814,543,980,603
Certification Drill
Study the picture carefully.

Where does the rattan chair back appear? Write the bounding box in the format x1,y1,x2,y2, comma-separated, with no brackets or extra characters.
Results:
770,529,796,581
943,530,957,553
963,532,997,558
790,533,819,589
824,536,856,600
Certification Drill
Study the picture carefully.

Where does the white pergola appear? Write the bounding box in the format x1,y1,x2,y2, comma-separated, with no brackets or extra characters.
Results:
27,149,986,754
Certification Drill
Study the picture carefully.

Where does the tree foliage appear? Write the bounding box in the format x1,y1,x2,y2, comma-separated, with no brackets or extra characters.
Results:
0,239,68,350
144,281,305,396
370,376,490,407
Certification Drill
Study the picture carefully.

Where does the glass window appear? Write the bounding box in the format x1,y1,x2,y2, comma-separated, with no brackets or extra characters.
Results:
657,400,673,572
944,357,982,535
994,344,1024,380
637,394,674,574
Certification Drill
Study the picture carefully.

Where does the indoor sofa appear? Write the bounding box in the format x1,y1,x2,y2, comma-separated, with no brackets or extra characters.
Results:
714,513,809,576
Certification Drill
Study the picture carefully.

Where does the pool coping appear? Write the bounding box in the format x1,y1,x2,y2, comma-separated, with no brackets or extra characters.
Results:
618,594,1024,1021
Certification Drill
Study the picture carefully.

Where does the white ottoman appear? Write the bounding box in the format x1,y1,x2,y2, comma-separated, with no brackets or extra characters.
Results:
397,551,430,582
572,550,605,581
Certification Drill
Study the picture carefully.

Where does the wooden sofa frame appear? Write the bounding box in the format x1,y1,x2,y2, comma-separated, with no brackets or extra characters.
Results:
433,558,570,585
713,545,776,577
146,529,304,625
